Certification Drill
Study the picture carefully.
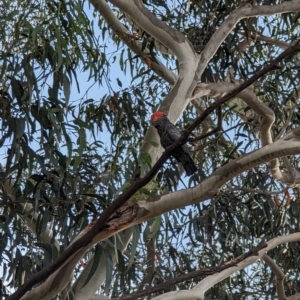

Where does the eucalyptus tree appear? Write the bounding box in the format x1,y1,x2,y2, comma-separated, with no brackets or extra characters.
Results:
1,1,300,300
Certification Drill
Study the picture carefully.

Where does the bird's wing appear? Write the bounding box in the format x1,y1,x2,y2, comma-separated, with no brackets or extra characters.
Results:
165,123,181,141
166,124,191,154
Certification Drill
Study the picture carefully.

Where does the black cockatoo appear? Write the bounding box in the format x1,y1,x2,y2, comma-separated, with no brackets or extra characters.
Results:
150,111,197,176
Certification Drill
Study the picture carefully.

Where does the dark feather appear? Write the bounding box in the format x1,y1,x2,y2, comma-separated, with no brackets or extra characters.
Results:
151,113,197,176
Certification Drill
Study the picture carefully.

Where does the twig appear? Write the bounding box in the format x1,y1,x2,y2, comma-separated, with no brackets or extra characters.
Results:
189,106,223,143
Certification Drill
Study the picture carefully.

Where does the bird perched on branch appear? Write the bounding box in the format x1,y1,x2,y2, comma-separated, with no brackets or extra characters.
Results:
150,111,197,176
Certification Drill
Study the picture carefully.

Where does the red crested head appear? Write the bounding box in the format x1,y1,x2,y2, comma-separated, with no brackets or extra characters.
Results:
150,111,164,123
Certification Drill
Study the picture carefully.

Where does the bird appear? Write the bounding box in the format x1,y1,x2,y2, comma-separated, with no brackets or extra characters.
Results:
150,111,197,176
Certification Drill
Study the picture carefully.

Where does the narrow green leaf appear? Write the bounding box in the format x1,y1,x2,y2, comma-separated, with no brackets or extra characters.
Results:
73,128,86,171
14,118,26,139
74,118,92,129
35,212,42,235
34,242,52,254
148,140,159,147
41,209,49,235
149,216,161,240
83,244,102,287
116,78,122,87
104,248,113,294
63,74,71,104
127,225,140,271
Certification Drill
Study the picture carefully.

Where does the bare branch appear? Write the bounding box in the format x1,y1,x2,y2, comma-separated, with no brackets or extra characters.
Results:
89,0,177,85
193,81,300,187
262,254,285,300
225,187,288,196
149,233,300,300
197,1,300,81
108,0,194,62
239,31,291,50
288,294,300,300
114,240,268,300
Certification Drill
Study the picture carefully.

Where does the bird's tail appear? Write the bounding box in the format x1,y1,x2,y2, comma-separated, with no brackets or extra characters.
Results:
183,158,197,176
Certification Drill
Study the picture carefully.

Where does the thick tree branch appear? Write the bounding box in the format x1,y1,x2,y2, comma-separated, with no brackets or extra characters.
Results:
107,0,198,116
103,0,198,165
108,0,194,62
89,0,177,85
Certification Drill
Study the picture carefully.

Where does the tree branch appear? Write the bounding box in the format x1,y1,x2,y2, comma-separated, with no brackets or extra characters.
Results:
199,1,300,78
149,233,300,300
114,240,268,300
262,254,286,300
89,0,177,85
239,31,291,49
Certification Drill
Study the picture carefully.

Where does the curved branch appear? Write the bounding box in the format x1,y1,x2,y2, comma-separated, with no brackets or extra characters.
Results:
240,31,291,50
114,239,268,300
197,1,300,80
149,233,300,300
89,0,177,85
108,0,194,62
194,82,300,186
107,0,199,164
262,254,285,300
